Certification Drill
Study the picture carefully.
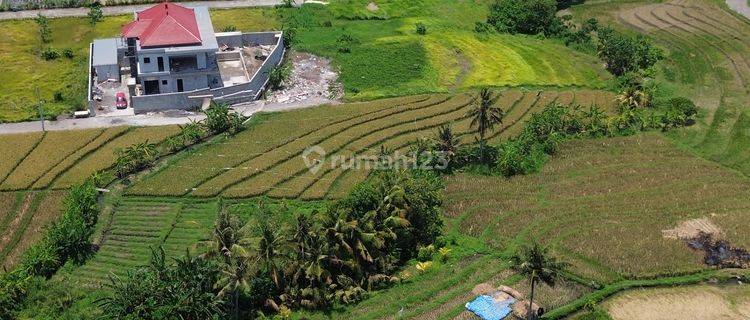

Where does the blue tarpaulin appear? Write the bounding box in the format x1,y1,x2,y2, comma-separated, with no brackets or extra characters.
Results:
465,295,515,320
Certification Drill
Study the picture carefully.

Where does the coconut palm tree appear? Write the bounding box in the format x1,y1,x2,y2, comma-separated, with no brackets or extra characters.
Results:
244,210,288,291
511,242,567,320
615,86,651,110
215,246,252,320
435,124,461,168
201,205,246,265
468,88,505,163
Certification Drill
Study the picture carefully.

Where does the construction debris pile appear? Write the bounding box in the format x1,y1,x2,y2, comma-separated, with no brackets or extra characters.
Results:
267,52,342,104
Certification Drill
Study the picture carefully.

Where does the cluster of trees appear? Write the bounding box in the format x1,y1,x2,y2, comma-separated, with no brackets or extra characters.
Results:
417,89,698,178
0,182,100,319
597,27,663,77
481,0,663,78
98,169,445,319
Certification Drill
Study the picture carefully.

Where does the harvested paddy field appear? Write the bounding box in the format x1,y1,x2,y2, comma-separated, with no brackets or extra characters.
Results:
444,133,750,283
604,284,750,320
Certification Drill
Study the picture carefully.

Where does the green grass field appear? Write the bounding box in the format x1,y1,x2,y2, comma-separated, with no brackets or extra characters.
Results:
288,0,610,100
0,126,180,191
129,90,616,199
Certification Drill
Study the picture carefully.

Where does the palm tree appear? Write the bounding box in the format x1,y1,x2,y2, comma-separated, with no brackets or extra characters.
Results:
615,86,651,110
215,246,252,320
511,242,567,320
435,124,461,168
468,88,505,163
201,204,246,264
244,209,288,290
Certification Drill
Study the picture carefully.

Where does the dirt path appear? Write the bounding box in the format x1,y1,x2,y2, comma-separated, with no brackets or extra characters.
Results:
0,0,289,20
451,50,472,92
726,0,750,20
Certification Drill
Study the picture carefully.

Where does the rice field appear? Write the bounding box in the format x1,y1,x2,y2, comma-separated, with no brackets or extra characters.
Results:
66,196,325,288
573,0,750,176
443,133,750,283
130,90,616,199
0,190,65,270
0,126,180,191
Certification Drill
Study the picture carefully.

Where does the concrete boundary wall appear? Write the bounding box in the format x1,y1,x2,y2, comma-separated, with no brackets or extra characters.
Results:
132,88,212,113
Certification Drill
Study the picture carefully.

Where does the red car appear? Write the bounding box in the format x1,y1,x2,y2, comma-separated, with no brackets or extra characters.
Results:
115,92,128,109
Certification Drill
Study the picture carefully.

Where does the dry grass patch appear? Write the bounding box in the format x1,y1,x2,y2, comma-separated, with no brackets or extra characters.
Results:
604,285,750,320
53,126,180,188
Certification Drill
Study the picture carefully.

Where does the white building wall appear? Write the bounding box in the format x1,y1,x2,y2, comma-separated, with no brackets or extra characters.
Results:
138,53,169,73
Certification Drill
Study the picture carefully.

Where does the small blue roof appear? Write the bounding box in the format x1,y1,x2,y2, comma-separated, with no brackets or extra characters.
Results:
92,38,118,66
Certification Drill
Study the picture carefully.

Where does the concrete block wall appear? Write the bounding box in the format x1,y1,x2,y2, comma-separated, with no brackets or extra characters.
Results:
132,88,211,113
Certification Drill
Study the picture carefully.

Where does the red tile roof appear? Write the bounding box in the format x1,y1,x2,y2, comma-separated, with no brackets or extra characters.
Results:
121,2,202,48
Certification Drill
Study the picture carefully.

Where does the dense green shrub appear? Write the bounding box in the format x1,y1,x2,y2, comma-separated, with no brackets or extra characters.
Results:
204,103,245,135
41,48,60,60
114,142,158,178
486,0,560,35
598,27,663,76
98,248,223,319
415,22,427,35
62,48,74,59
268,64,291,90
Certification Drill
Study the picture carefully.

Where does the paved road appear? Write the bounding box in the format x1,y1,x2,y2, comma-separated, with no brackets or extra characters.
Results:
727,0,750,20
0,0,287,20
0,98,336,134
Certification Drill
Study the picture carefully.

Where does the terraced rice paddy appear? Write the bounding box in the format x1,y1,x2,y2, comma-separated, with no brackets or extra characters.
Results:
576,0,750,175
131,90,616,199
0,126,180,191
69,197,218,287
0,191,65,270
444,133,750,283
67,197,325,288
